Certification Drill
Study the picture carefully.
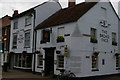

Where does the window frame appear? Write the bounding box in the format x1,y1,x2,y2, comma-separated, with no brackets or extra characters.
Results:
112,32,116,42
0,28,2,36
4,40,6,50
91,28,97,39
24,30,31,48
13,19,18,29
12,33,18,49
92,55,99,71
57,55,64,69
25,14,32,26
116,55,120,69
37,54,43,68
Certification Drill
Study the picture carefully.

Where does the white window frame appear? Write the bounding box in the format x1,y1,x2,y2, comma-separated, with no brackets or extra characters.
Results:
13,19,18,29
24,30,31,48
92,55,98,71
57,27,65,36
25,14,32,26
112,32,116,42
37,54,43,68
12,33,18,48
57,55,64,69
91,28,97,39
116,55,120,69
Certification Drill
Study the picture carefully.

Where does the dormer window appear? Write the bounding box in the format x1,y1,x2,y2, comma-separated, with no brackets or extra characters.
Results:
25,14,32,26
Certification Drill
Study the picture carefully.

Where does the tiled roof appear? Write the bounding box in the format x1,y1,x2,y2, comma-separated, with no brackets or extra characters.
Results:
36,2,97,30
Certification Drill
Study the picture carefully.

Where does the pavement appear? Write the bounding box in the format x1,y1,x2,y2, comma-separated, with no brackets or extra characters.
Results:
1,69,120,80
0,65,2,79
2,69,56,80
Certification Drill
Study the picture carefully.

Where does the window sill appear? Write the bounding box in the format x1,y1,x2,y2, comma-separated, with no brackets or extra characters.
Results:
24,46,30,48
12,47,17,49
37,66,43,68
25,24,31,26
92,69,99,71
56,68,64,70
116,68,120,70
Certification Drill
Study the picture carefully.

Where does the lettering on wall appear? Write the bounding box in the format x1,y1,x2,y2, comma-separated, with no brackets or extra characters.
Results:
18,29,24,44
100,30,109,42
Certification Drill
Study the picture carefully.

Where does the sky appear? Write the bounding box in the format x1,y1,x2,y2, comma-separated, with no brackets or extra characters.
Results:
0,0,119,18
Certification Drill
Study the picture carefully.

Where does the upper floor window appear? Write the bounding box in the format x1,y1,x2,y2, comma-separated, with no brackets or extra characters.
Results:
90,28,97,43
0,28,2,36
13,20,18,29
4,27,7,35
57,27,64,36
57,27,65,43
13,33,18,48
4,40,6,50
25,14,32,26
24,31,30,47
112,32,117,46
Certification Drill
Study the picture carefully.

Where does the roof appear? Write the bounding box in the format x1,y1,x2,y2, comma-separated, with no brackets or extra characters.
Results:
0,15,11,28
35,2,97,30
10,1,62,20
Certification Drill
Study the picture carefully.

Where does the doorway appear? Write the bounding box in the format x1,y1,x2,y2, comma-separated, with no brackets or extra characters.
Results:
44,47,55,75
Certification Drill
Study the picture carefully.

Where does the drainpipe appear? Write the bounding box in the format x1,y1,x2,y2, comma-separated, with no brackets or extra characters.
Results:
32,10,36,74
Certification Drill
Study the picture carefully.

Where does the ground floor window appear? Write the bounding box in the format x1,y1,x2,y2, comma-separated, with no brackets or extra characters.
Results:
57,55,64,69
116,55,120,69
37,54,43,68
14,54,32,68
92,55,98,71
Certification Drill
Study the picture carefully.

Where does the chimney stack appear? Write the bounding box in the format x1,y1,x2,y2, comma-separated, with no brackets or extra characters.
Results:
68,0,75,7
13,10,18,16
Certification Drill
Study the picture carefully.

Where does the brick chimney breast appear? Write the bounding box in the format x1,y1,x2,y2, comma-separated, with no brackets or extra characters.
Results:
68,0,75,7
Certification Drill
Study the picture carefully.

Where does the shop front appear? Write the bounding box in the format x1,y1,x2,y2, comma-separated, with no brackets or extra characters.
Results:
13,53,33,71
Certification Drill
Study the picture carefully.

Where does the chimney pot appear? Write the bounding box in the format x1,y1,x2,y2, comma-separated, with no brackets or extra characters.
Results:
68,0,75,7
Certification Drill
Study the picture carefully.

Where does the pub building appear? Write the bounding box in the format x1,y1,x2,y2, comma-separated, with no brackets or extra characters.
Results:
34,0,120,77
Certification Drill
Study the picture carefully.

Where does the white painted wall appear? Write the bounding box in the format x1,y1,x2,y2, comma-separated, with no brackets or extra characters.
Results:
36,1,119,77
10,14,34,53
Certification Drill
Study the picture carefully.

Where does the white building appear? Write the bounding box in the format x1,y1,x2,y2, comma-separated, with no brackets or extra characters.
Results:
35,0,120,77
9,1,61,71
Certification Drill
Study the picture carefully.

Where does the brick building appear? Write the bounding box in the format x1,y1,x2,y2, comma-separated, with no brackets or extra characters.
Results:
0,15,11,66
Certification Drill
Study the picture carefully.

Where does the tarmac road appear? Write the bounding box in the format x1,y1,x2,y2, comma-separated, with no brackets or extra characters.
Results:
1,69,120,80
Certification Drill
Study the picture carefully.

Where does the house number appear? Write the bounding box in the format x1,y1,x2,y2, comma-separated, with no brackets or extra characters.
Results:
100,30,109,43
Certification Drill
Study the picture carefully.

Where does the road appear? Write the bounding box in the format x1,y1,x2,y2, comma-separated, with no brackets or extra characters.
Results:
1,69,120,80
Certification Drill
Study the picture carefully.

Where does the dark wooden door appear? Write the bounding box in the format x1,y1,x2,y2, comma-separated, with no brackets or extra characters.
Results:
44,48,55,75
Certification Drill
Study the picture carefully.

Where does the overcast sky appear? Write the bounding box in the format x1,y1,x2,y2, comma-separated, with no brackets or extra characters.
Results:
0,0,119,18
